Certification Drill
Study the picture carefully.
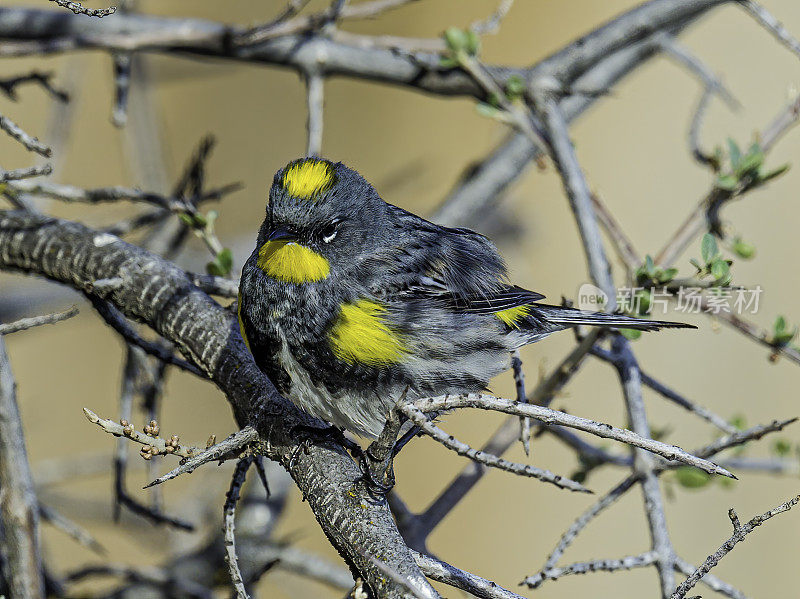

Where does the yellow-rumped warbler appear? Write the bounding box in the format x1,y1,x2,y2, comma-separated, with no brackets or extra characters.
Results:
238,158,690,438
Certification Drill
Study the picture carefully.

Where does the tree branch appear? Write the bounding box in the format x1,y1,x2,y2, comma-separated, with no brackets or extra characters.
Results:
0,210,438,599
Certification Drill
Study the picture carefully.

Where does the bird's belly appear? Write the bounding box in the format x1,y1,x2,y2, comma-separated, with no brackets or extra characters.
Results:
275,332,399,438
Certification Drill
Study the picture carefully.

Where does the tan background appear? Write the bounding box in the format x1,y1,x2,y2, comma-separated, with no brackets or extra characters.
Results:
2,1,800,597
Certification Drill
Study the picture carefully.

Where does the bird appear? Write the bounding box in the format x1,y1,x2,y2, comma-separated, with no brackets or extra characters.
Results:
237,158,692,439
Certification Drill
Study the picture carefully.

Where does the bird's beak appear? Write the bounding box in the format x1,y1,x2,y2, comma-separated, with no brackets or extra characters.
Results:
267,228,296,242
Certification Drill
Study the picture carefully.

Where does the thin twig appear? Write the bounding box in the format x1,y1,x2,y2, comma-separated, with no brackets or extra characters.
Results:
590,192,641,273
83,407,202,459
0,164,53,182
144,426,259,488
0,71,69,103
737,0,800,61
414,552,525,599
412,394,735,478
511,350,530,455
0,113,52,157
48,0,116,18
305,74,324,157
224,458,253,599
537,418,796,576
526,552,657,588
0,337,46,599
39,504,105,555
0,306,78,335
470,0,515,36
398,402,589,493
671,494,800,599
88,296,205,376
688,85,717,167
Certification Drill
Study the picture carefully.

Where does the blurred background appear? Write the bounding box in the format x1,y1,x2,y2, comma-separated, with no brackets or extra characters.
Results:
1,1,800,597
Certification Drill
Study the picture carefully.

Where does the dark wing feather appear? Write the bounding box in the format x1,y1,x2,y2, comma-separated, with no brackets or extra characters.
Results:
455,285,545,314
369,205,546,313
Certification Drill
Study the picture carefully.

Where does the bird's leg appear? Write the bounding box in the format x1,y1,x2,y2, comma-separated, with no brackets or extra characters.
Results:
361,410,405,497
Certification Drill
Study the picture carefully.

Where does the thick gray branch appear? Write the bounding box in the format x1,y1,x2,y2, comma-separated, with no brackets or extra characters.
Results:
0,337,45,599
0,210,437,599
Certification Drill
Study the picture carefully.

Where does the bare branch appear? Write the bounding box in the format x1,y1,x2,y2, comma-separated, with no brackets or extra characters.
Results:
0,164,53,182
224,458,252,599
509,350,530,454
414,552,525,599
671,494,800,599
0,113,52,157
737,0,800,61
398,401,589,493
83,407,203,459
39,504,105,555
412,394,735,478
144,426,259,488
0,306,78,335
305,74,324,157
48,0,116,18
526,552,657,588
0,337,45,599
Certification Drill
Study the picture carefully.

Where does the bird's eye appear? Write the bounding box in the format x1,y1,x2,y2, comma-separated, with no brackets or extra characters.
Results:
321,221,339,243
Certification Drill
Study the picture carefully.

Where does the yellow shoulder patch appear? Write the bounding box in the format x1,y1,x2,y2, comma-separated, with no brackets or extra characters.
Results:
282,159,335,199
329,299,407,366
237,291,252,353
494,304,531,329
257,240,330,283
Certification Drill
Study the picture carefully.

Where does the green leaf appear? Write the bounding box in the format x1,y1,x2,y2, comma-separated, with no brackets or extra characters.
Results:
193,212,208,228
635,289,652,315
476,103,500,118
217,248,233,273
675,466,712,489
772,438,792,457
443,27,467,53
178,213,194,227
729,414,747,431
464,30,481,56
710,258,730,282
206,260,225,277
774,316,787,335
438,56,459,69
715,174,739,191
206,248,234,277
620,328,642,340
760,163,790,183
727,137,742,169
734,147,765,178
701,233,719,264
689,258,703,272
657,268,679,283
732,238,756,259
505,75,525,100
645,254,655,275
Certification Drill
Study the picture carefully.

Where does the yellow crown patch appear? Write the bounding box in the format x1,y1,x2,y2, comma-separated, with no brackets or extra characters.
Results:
329,300,407,366
258,240,330,283
281,159,335,199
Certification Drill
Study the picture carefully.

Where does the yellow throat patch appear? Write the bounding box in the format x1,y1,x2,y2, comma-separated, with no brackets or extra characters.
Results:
257,240,330,284
329,299,407,366
281,159,336,199
494,304,531,329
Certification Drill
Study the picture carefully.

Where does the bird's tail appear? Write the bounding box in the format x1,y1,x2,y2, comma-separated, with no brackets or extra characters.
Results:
531,304,695,332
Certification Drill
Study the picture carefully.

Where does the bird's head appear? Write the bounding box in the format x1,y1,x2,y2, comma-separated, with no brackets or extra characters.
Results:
255,158,389,284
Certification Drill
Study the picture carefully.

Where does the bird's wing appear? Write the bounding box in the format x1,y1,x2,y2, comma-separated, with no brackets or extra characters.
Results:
369,205,545,312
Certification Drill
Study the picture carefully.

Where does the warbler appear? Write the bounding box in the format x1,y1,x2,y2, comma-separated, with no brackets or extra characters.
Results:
238,158,690,439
